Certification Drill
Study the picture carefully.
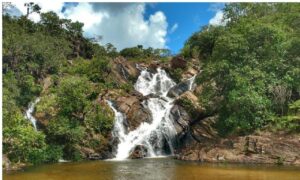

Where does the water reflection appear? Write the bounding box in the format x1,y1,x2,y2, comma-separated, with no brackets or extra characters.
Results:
111,158,175,180
4,158,300,180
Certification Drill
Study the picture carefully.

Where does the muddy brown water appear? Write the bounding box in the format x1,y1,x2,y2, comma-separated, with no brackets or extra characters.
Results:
4,158,300,180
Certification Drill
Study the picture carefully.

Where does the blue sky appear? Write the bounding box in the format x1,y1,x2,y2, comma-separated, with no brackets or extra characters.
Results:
145,3,224,53
7,2,225,54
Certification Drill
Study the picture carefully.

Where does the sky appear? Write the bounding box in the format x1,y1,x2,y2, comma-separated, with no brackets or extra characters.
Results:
5,2,225,54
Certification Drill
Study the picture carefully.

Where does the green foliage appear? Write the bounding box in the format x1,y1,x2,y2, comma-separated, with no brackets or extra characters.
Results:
2,11,121,164
166,68,182,83
120,45,171,61
120,46,144,58
57,76,92,117
47,117,85,145
119,83,134,93
35,94,58,117
84,104,114,134
182,26,224,59
3,124,47,164
86,57,111,83
184,3,300,135
18,74,42,107
44,145,64,163
270,100,300,132
176,98,198,118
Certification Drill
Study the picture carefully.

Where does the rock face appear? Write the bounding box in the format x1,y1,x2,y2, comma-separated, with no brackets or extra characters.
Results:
129,145,148,159
167,79,193,98
176,91,201,109
111,57,140,84
171,89,300,165
115,93,152,131
190,116,218,142
170,105,192,140
176,127,300,165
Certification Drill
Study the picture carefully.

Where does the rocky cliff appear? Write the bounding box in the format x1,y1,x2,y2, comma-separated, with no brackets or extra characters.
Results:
31,57,300,165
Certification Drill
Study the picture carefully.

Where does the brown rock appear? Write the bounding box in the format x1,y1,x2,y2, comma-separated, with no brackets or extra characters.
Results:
170,105,191,138
115,95,152,131
191,116,218,142
111,57,140,84
176,130,300,165
176,91,201,109
129,145,148,159
182,67,198,79
2,155,11,170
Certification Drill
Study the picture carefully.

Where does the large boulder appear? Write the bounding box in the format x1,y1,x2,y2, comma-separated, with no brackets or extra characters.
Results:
170,105,191,139
115,94,152,131
190,116,218,142
129,145,148,159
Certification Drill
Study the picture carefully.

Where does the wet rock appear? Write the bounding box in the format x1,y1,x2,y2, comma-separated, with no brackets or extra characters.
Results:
167,80,192,98
144,93,160,99
88,153,101,160
170,105,191,139
129,145,148,159
148,62,160,73
115,95,152,131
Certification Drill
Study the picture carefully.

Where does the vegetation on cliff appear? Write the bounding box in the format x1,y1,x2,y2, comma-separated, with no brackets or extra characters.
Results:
2,3,173,166
182,3,300,135
2,3,300,168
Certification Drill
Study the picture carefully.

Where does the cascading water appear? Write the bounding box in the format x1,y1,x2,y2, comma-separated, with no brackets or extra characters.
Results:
107,68,176,160
25,98,40,130
108,68,197,160
187,75,196,91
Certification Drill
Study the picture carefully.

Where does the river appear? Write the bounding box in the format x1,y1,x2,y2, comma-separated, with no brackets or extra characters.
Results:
4,158,300,180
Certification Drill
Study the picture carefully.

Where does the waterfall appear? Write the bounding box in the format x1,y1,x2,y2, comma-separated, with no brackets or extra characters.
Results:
25,98,40,130
108,68,178,160
187,75,196,91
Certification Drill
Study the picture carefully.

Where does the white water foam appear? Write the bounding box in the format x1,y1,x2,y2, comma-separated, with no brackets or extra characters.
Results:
25,98,40,130
108,68,196,160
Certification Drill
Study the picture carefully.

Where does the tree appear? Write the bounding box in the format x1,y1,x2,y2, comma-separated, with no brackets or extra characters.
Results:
24,2,41,17
184,3,300,134
40,11,62,35
57,76,92,119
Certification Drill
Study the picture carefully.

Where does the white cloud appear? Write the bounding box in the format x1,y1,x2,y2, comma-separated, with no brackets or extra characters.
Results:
11,1,64,22
62,3,108,31
8,2,168,50
209,10,225,26
170,23,178,34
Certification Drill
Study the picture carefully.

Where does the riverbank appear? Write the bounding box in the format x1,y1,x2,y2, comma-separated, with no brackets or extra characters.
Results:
3,131,300,173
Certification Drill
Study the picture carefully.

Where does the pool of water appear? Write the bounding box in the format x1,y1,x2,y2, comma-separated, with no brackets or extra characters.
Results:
4,158,300,180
